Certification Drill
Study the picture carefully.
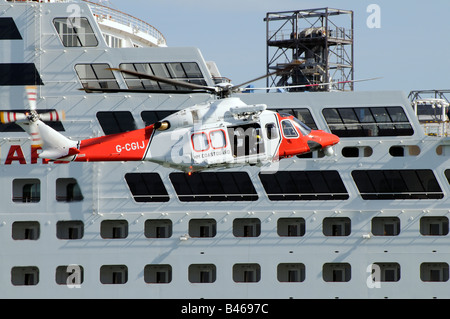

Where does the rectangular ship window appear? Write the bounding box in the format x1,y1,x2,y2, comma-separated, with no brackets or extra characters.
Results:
233,218,261,237
323,263,351,282
169,172,258,202
271,108,317,130
100,265,128,284
259,170,348,200
11,267,39,286
96,111,137,135
13,179,40,203
100,220,128,239
420,217,449,236
125,173,169,203
352,169,443,200
145,219,172,238
372,263,401,282
277,218,305,237
53,17,98,47
144,265,172,284
277,263,305,282
323,107,414,137
119,62,206,92
189,219,217,238
371,217,400,236
420,263,449,282
56,221,84,240
233,264,261,283
12,221,40,240
55,265,84,286
189,264,216,283
103,34,123,48
56,178,83,202
75,63,119,90
323,217,351,236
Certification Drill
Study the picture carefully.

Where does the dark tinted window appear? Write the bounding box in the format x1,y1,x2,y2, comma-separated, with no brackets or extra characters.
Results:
0,18,22,40
0,63,43,86
125,173,169,202
169,172,258,202
96,111,137,135
352,169,443,199
259,170,348,200
323,107,413,137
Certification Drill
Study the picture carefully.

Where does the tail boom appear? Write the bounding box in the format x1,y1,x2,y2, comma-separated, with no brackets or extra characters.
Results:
72,125,154,162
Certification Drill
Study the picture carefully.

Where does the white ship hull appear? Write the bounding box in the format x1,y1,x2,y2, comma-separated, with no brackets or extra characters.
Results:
0,0,449,299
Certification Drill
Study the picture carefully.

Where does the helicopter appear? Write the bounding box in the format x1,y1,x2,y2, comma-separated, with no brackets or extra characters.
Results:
0,66,342,173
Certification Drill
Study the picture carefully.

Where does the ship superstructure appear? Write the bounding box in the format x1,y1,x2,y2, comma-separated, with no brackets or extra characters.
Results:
1,0,450,299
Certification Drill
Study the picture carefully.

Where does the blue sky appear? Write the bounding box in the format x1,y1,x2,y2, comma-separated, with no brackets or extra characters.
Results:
104,0,450,93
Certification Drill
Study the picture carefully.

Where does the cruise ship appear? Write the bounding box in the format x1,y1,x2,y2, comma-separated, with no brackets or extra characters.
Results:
1,0,450,300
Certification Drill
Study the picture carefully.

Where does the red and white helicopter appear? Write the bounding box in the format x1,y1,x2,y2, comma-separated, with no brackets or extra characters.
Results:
1,67,342,173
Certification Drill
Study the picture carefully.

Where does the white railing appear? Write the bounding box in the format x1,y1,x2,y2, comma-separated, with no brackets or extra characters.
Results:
6,0,167,46
84,0,166,46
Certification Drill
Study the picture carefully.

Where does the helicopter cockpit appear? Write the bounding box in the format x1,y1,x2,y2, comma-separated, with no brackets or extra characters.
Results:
279,113,312,138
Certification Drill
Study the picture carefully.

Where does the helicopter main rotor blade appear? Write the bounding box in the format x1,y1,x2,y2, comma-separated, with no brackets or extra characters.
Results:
231,69,281,91
240,77,383,91
109,68,217,93
78,87,211,94
231,60,304,90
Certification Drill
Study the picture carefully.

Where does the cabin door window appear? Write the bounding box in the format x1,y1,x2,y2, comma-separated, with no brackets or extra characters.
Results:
192,132,209,152
209,130,226,149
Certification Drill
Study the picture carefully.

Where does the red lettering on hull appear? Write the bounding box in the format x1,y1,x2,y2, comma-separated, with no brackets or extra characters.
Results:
3,145,56,165
4,145,26,165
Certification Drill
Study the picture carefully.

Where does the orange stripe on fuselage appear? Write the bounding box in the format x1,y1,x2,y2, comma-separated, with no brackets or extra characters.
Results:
74,125,154,162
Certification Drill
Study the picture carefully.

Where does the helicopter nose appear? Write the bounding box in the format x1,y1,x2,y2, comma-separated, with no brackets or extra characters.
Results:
325,132,340,147
309,130,340,149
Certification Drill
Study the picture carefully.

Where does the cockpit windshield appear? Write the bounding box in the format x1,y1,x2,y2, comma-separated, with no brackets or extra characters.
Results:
292,117,312,135
279,113,312,136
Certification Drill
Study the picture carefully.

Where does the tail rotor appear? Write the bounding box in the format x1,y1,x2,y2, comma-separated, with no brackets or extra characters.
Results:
0,86,65,149
26,85,37,111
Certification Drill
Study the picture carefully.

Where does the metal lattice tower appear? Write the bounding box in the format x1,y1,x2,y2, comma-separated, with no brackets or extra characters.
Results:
265,8,354,92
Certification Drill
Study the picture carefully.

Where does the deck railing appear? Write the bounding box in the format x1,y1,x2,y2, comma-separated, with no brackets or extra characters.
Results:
6,0,167,46
84,0,166,46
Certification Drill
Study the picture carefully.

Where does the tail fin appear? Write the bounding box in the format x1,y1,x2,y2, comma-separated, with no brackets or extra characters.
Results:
1,86,78,160
18,120,79,160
